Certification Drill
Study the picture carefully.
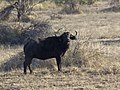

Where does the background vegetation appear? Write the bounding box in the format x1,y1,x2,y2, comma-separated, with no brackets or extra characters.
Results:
0,0,120,90
53,0,99,5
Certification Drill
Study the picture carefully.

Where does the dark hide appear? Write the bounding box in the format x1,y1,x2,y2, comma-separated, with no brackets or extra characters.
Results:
23,32,77,74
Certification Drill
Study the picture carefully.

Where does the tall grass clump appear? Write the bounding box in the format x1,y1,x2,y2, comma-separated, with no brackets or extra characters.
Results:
62,39,120,75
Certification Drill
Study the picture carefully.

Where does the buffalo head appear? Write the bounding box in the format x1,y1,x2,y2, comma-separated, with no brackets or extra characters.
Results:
60,31,77,43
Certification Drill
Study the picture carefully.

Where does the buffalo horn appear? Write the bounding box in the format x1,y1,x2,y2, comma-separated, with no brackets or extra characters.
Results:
75,31,77,36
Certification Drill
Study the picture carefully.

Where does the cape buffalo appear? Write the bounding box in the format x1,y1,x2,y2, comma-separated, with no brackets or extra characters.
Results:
23,31,77,74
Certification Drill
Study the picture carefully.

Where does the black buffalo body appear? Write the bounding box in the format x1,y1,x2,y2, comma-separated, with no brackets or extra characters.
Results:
23,32,77,74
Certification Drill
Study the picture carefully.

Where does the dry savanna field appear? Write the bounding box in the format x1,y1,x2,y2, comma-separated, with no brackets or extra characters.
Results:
0,1,120,90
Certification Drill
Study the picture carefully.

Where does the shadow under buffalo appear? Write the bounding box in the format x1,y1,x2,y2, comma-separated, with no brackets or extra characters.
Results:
0,51,55,72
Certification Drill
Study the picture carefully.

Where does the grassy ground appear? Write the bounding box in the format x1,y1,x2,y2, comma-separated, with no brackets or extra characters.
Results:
0,1,120,90
0,68,120,90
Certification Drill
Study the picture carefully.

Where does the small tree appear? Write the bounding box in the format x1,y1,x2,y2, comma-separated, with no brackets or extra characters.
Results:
16,0,46,21
4,0,33,21
16,0,34,21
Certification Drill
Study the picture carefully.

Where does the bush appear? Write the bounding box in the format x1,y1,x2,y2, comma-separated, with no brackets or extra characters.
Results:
21,20,52,41
0,24,20,45
53,0,98,5
79,0,98,5
58,0,80,14
55,0,99,14
0,19,52,45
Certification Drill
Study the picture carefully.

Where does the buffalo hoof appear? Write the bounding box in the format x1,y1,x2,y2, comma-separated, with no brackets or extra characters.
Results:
30,71,33,74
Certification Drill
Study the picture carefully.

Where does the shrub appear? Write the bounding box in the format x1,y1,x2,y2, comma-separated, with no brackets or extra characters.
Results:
21,20,52,41
53,0,99,5
79,0,98,5
59,0,80,14
0,24,20,45
0,19,52,45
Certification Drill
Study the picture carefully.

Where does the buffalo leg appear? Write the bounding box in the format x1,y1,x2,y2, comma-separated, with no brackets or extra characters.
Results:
28,64,32,74
56,56,62,71
24,56,32,74
24,61,27,74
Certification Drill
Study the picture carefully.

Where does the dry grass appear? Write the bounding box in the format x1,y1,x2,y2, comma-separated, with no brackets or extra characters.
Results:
33,1,57,10
0,1,120,89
